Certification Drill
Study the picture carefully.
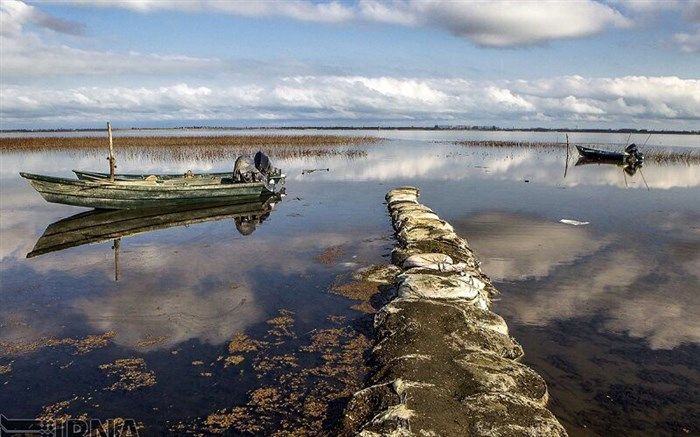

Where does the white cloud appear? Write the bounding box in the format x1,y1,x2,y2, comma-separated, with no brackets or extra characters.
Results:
1,0,84,36
58,0,633,47
613,0,682,13
362,0,631,47
673,28,700,52
1,35,221,77
2,75,698,127
0,0,221,79
684,0,700,22
63,0,354,23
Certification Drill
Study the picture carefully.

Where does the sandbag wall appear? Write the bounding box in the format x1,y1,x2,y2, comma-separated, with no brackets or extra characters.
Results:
341,187,567,436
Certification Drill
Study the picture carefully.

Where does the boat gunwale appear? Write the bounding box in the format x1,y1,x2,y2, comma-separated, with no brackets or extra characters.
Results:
20,171,265,192
73,170,286,181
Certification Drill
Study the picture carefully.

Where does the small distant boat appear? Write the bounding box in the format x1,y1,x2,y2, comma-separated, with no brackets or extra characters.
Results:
575,145,627,163
574,144,646,178
575,144,644,166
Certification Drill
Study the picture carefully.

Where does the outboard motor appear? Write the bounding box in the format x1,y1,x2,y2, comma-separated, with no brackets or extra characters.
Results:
623,143,644,167
254,151,272,175
233,156,263,182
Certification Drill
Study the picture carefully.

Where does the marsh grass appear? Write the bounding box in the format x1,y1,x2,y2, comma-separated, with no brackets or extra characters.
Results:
0,135,381,160
454,140,700,165
454,140,562,149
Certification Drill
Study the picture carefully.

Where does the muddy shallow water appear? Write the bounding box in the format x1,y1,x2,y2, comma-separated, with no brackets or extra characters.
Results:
1,130,698,435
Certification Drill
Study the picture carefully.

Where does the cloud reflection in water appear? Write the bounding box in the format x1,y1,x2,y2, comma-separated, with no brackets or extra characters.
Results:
457,212,700,350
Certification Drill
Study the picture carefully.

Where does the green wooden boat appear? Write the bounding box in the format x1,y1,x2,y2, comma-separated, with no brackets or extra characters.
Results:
20,172,277,209
27,195,281,258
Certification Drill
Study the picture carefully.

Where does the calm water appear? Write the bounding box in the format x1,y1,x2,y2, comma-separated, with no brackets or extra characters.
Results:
1,131,698,435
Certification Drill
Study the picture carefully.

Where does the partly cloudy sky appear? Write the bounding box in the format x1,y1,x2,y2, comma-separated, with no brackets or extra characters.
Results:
1,0,699,129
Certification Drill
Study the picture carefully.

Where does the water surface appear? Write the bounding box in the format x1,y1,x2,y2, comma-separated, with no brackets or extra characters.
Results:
1,131,698,435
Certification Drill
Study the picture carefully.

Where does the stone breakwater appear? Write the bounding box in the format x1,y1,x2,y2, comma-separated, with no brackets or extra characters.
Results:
340,187,567,436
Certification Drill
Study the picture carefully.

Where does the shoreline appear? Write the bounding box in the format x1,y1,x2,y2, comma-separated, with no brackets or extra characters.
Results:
2,127,699,135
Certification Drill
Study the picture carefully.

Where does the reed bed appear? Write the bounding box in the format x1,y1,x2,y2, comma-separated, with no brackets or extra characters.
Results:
453,140,565,149
0,135,381,160
642,147,700,165
454,140,700,165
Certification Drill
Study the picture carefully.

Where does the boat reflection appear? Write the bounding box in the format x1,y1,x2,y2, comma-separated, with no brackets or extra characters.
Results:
27,194,283,260
575,156,644,176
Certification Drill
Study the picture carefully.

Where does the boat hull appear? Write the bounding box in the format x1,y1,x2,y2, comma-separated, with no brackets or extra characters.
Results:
575,145,626,162
21,172,269,209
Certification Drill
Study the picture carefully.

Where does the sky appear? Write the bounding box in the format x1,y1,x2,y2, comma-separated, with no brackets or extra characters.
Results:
0,0,699,130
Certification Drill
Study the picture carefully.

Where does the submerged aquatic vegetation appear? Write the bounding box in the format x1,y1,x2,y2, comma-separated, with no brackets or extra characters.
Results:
0,135,380,160
315,244,345,265
331,279,379,302
331,264,399,314
266,309,296,339
98,358,156,391
37,399,75,426
135,335,168,349
195,310,371,435
0,331,115,357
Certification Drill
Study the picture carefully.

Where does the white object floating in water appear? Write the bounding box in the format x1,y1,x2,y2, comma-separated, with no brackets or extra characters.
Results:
560,219,590,226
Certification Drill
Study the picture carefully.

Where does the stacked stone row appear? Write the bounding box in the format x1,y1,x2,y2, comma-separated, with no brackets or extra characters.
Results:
341,187,567,436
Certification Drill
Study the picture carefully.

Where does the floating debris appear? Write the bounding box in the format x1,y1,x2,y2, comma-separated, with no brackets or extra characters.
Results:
302,168,330,175
560,219,590,226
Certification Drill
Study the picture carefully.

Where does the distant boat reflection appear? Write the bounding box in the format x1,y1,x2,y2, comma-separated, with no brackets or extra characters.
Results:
574,156,644,176
27,194,283,260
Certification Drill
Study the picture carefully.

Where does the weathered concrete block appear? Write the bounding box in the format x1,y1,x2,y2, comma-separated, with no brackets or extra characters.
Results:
396,271,488,305
397,226,458,244
373,300,524,362
460,392,568,436
370,350,549,406
386,186,419,202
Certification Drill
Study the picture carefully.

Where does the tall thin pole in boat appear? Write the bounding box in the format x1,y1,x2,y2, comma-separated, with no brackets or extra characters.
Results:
107,121,116,182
